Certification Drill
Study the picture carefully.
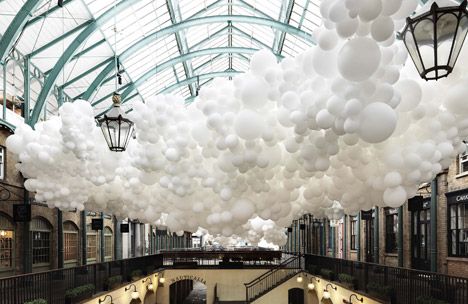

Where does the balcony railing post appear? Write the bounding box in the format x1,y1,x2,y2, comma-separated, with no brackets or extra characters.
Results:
364,263,369,292
93,263,97,289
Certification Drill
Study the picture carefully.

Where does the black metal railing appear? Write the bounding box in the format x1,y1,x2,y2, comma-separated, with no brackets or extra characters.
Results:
162,249,282,268
0,254,163,304
305,254,468,304
244,256,301,302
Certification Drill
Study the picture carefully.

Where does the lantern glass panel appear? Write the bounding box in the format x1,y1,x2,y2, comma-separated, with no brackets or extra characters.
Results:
404,30,425,73
449,16,468,66
437,13,459,66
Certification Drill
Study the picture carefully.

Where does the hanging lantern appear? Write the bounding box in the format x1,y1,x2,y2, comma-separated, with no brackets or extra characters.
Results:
96,92,134,152
401,0,468,80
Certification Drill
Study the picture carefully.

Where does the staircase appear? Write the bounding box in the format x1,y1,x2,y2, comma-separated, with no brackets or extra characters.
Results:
244,256,302,303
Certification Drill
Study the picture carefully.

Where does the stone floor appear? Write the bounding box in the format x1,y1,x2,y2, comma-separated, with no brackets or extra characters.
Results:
182,281,207,304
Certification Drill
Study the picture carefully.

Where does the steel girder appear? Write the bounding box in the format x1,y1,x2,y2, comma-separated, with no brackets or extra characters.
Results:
121,15,314,61
159,70,242,94
77,24,280,100
29,20,94,58
30,0,143,126
119,47,266,101
274,0,296,54
166,0,196,96
96,70,242,117
188,0,272,20
77,15,312,106
193,52,250,74
0,0,43,64
25,0,77,28
90,47,261,107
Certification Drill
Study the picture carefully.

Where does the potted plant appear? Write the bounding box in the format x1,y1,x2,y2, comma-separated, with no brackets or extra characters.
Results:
104,275,123,290
307,265,319,275
338,273,356,289
320,268,335,281
416,296,449,304
65,284,95,304
24,299,47,304
367,282,395,303
130,269,143,281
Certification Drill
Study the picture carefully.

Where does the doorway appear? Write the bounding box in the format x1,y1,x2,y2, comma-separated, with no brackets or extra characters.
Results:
411,201,431,271
288,288,304,304
364,214,374,263
170,280,207,304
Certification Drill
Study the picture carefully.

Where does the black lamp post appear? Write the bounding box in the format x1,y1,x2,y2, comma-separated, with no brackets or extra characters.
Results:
401,0,468,80
96,92,134,152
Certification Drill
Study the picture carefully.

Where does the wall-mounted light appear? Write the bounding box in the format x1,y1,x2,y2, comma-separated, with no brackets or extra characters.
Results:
323,283,337,299
158,276,166,287
308,276,320,291
98,295,114,304
296,275,303,283
142,277,153,291
343,293,364,304
125,284,140,300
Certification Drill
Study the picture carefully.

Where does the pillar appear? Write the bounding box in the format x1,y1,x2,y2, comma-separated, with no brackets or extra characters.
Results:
22,189,32,273
321,219,326,256
57,208,64,269
22,57,32,273
81,210,87,265
343,215,347,259
23,55,30,123
100,213,105,262
357,213,361,261
114,216,122,260
331,226,335,258
430,177,438,272
374,207,379,264
149,224,153,254
398,206,403,267
2,60,8,120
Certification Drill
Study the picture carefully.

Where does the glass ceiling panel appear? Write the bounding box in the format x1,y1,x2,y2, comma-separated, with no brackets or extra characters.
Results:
179,0,219,20
0,0,321,115
242,0,282,19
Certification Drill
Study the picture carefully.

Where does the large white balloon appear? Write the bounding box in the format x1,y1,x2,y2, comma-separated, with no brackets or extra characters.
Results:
338,37,381,82
358,102,397,143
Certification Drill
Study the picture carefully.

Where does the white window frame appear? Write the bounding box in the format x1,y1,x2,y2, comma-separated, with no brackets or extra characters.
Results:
459,142,468,174
0,146,4,180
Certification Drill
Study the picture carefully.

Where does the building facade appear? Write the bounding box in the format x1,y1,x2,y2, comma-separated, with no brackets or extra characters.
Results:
0,127,192,278
285,151,468,278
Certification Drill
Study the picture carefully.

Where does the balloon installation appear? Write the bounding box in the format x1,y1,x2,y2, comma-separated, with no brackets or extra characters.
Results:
6,0,468,245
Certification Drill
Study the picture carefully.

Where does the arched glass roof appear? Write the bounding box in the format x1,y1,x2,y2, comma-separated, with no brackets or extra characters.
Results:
0,0,320,122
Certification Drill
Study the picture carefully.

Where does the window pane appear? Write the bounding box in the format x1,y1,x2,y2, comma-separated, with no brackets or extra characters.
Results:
32,231,50,264
64,232,78,261
0,230,13,269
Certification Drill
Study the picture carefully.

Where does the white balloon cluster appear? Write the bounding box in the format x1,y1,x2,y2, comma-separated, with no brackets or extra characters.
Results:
6,0,468,245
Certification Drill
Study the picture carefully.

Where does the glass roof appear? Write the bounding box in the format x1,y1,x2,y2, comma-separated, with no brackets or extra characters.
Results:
0,0,320,117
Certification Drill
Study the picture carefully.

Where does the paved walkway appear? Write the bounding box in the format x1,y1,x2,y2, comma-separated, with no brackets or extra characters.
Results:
182,281,207,304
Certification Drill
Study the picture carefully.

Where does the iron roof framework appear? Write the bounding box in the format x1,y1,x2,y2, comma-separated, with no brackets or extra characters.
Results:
0,0,321,126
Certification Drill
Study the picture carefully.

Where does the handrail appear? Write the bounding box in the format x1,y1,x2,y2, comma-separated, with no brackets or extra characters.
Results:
244,256,301,302
304,254,468,304
244,256,298,287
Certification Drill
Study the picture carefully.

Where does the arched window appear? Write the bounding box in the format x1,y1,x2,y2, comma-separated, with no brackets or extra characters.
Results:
63,221,79,262
86,224,98,262
0,213,14,270
104,226,113,261
31,217,52,265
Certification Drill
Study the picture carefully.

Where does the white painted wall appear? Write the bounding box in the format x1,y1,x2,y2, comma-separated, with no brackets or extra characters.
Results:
156,268,270,303
254,273,383,304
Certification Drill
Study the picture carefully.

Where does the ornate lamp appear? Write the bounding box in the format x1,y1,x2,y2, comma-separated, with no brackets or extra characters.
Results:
96,93,134,152
401,0,468,80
